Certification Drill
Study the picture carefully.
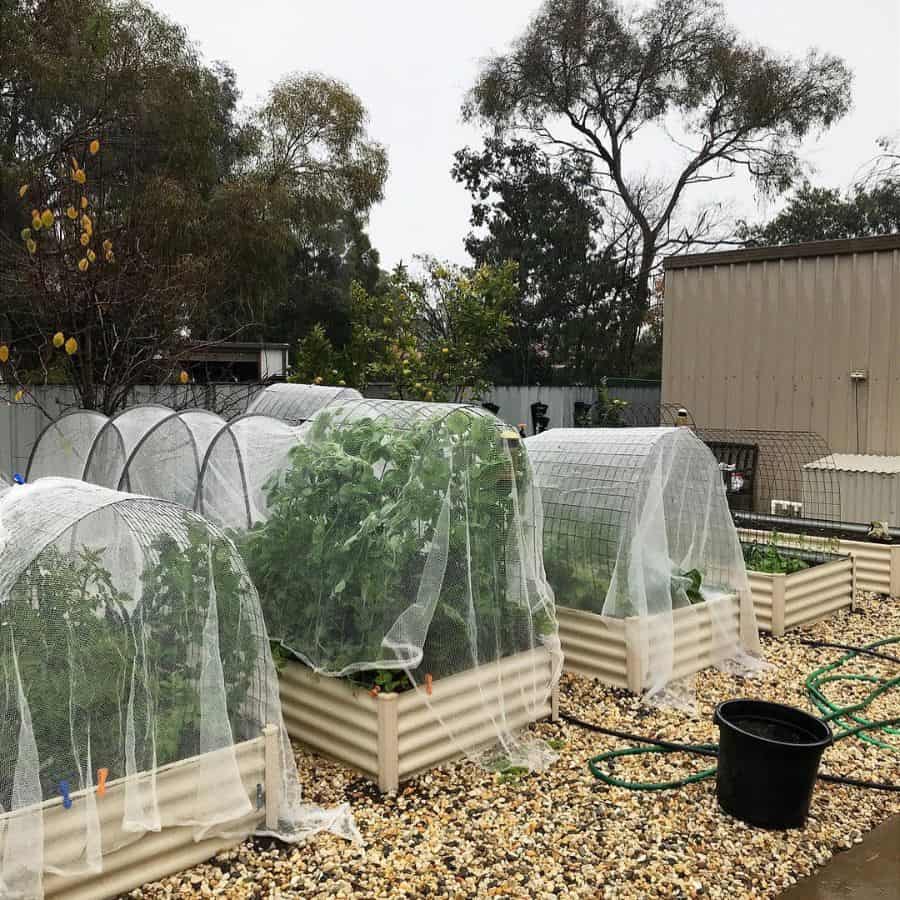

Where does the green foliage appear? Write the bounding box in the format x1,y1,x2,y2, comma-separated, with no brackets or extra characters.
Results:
293,258,516,402
739,179,900,247
464,0,853,373
242,407,550,684
0,525,257,806
743,540,809,575
592,380,629,427
452,138,629,382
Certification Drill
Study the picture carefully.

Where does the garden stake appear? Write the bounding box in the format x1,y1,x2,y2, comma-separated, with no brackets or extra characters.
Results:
425,673,433,695
97,768,108,797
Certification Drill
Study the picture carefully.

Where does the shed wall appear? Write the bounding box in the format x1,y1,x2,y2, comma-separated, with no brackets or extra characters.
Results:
662,243,900,455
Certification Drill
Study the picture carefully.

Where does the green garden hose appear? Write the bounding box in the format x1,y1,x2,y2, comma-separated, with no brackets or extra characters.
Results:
565,636,900,792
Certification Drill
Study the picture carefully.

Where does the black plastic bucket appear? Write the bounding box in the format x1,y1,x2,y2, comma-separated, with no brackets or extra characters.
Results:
714,699,832,829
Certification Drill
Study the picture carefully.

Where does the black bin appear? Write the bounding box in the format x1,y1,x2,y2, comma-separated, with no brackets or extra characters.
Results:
714,699,832,829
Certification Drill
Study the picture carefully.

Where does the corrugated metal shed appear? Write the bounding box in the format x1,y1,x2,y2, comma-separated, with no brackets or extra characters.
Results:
662,235,900,456
805,454,900,525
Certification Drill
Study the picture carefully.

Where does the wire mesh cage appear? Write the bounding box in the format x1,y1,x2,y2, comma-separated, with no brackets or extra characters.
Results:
0,478,356,897
525,427,761,695
26,409,110,481
245,383,363,426
620,402,696,428
697,428,843,571
200,398,561,771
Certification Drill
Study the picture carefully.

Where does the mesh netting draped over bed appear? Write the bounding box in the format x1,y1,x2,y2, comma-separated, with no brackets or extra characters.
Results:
202,398,562,771
26,410,109,481
196,414,307,531
245,383,363,425
119,408,226,507
525,427,762,696
0,478,356,898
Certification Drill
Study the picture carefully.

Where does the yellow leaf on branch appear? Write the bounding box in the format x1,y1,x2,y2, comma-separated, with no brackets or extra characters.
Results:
80,233,90,246
26,239,36,254
73,168,86,184
80,196,88,210
65,337,78,355
40,209,54,228
179,370,190,384
52,332,65,348
77,258,88,272
89,139,100,155
0,345,8,363
18,184,28,198
87,249,96,263
14,390,24,402
66,206,78,220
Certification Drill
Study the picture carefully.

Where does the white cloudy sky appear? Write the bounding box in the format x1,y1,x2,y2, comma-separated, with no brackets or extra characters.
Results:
153,0,900,268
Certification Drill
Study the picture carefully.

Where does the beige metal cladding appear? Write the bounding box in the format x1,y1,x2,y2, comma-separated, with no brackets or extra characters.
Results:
278,647,559,793
747,556,855,637
662,236,900,456
557,593,741,693
739,527,900,597
30,733,271,899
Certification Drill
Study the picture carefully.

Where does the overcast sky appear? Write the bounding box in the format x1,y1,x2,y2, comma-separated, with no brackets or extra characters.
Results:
153,0,900,268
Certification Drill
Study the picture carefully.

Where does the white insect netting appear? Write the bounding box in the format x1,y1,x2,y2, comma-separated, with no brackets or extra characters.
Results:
201,398,562,773
84,405,174,490
0,478,357,899
245,383,363,425
119,408,226,507
525,427,764,701
26,410,109,481
196,414,307,532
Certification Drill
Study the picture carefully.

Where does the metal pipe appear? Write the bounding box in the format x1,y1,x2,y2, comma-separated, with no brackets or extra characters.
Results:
733,511,900,543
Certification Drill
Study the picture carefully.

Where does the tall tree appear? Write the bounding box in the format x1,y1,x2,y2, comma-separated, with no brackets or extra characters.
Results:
740,179,900,246
453,137,628,382
0,0,248,412
202,74,389,343
464,0,852,372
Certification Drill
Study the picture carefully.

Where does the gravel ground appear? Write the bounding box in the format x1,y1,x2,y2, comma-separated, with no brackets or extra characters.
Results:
127,594,899,899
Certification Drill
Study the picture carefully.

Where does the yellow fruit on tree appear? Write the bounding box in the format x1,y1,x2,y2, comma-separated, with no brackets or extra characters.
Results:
52,332,65,348
89,139,100,155
64,337,78,355
0,345,8,363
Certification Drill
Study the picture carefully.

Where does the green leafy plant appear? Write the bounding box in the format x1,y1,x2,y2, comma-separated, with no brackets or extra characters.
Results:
243,407,554,689
0,526,257,808
743,536,810,575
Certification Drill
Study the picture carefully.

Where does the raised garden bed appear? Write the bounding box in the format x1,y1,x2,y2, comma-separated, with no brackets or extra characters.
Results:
738,528,898,598
13,729,278,900
746,555,855,636
556,592,742,692
278,648,559,792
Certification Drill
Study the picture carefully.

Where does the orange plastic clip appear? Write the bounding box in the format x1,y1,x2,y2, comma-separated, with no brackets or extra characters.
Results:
425,673,433,696
97,768,109,797
369,685,381,699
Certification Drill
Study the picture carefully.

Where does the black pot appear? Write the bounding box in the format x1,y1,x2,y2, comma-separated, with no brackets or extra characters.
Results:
714,699,832,829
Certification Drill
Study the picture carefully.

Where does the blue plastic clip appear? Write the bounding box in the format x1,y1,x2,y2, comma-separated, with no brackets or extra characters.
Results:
12,474,24,485
59,780,72,809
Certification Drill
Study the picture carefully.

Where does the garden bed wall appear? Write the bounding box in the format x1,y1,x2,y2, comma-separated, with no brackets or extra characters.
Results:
556,593,741,692
747,556,855,636
28,730,275,900
738,528,899,597
278,648,559,793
